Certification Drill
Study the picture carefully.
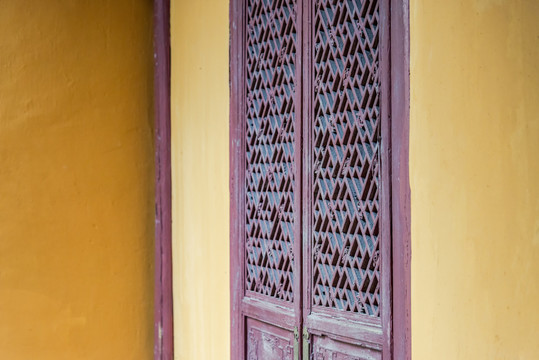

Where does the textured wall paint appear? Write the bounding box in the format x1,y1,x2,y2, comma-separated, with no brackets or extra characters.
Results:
171,0,230,359
411,0,539,358
0,1,154,359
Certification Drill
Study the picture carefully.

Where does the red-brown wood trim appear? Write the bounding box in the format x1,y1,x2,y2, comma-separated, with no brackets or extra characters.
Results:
153,0,173,359
230,1,410,359
303,1,394,358
390,0,411,359
379,0,393,357
229,0,243,359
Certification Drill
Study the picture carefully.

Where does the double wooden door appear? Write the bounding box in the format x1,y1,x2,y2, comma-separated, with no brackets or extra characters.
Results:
231,0,393,358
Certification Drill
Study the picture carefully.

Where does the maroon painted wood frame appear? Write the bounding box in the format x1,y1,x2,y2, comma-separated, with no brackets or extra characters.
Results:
154,0,173,359
390,2,411,358
229,0,410,359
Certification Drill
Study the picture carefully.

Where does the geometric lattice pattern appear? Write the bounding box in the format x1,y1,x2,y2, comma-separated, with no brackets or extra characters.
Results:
311,0,381,316
244,0,297,302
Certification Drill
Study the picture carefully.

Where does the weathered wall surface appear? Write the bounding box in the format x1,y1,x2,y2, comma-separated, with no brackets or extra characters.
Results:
0,1,154,359
410,0,539,358
171,0,230,359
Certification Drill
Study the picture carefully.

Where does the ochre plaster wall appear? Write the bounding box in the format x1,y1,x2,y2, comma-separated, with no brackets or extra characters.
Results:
0,1,154,359
411,0,539,358
171,0,230,359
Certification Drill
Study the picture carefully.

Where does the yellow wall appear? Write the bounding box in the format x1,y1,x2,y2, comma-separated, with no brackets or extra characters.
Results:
171,0,539,358
411,0,539,358
0,1,154,359
171,0,230,359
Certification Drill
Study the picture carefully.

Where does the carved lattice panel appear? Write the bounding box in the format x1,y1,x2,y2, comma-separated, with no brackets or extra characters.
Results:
311,0,381,316
244,0,297,302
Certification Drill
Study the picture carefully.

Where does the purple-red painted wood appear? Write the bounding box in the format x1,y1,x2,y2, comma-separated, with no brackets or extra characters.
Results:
303,0,389,358
231,1,301,359
231,0,410,358
230,0,244,358
379,0,393,357
301,3,312,349
153,0,173,359
390,0,411,359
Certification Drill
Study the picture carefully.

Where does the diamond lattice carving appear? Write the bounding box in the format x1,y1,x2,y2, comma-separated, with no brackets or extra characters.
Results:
311,0,381,316
244,0,297,302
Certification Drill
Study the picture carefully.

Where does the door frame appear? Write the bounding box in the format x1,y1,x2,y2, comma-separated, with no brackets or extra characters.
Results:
153,0,174,359
389,1,411,358
229,0,410,358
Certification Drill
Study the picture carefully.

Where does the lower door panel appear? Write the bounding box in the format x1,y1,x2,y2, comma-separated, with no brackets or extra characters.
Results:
246,318,295,360
310,335,381,360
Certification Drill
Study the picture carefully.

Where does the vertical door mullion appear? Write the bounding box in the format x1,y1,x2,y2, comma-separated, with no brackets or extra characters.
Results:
229,0,245,358
293,0,304,358
301,0,313,359
379,0,393,358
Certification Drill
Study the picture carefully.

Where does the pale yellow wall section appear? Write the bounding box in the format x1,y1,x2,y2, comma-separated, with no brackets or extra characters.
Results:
411,0,539,358
170,0,539,358
171,0,230,359
0,1,154,359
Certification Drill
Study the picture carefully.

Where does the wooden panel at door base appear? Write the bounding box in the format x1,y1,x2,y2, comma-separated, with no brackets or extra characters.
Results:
246,318,295,360
311,335,381,360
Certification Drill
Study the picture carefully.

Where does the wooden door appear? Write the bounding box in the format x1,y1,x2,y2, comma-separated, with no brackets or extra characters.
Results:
230,0,303,359
231,0,393,359
301,0,391,358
